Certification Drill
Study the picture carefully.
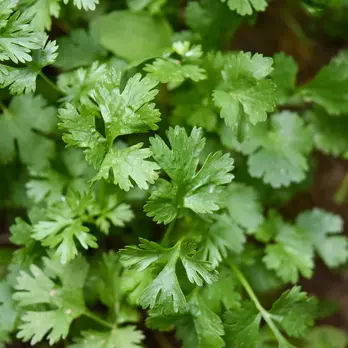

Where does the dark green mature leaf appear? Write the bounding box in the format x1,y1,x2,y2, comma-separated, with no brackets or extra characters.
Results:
296,208,348,268
145,126,234,223
272,52,298,104
55,29,107,70
224,301,262,348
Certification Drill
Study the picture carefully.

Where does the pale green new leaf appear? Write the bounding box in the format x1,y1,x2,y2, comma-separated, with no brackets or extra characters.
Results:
31,191,98,264
0,280,17,337
145,126,234,223
0,94,56,168
270,286,317,338
14,256,88,345
221,0,268,15
144,58,206,84
263,213,314,283
305,326,348,348
70,327,144,348
63,0,99,10
296,208,348,268
213,52,276,134
92,144,160,191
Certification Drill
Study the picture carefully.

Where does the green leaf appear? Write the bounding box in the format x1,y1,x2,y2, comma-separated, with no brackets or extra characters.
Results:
58,71,161,190
13,256,88,345
224,183,264,233
307,109,348,157
263,213,314,283
19,0,60,31
247,111,312,187
0,94,56,168
296,208,348,268
224,301,262,348
63,0,99,11
300,52,348,114
70,327,144,348
270,286,317,338
145,126,234,223
55,28,107,70
221,0,268,15
32,191,99,264
120,239,217,314
0,280,17,335
0,9,42,63
271,52,298,104
1,38,58,95
213,52,276,134
305,326,348,348
93,144,160,191
91,10,172,62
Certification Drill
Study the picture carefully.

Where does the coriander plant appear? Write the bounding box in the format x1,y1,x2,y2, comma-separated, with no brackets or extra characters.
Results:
1,0,348,347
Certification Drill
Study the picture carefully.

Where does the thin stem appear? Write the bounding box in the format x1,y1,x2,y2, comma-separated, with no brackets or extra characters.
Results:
153,332,175,348
334,173,348,205
83,311,114,329
161,219,177,247
39,71,65,95
228,261,291,345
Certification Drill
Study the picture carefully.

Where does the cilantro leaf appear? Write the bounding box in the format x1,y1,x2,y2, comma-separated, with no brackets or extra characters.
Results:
202,215,245,268
305,326,348,348
120,238,217,314
0,280,17,339
1,38,58,94
0,94,56,168
270,286,317,338
213,52,276,135
145,126,234,223
296,208,348,268
92,144,160,191
271,52,298,104
13,256,88,345
262,213,314,283
148,292,225,348
63,0,99,11
307,109,348,157
55,29,107,71
144,42,206,84
224,301,262,348
221,0,268,15
70,327,144,348
59,71,161,191
224,183,264,233
300,52,348,114
0,9,42,64
19,0,60,31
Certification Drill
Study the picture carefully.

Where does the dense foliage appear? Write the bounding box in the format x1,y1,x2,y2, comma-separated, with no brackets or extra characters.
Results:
1,0,348,347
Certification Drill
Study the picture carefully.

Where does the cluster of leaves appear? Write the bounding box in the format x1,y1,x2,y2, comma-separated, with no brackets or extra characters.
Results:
1,0,348,347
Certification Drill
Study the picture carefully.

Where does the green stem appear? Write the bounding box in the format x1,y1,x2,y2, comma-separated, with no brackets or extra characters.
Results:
83,311,114,329
39,71,65,95
334,173,348,205
228,261,291,345
161,219,177,247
